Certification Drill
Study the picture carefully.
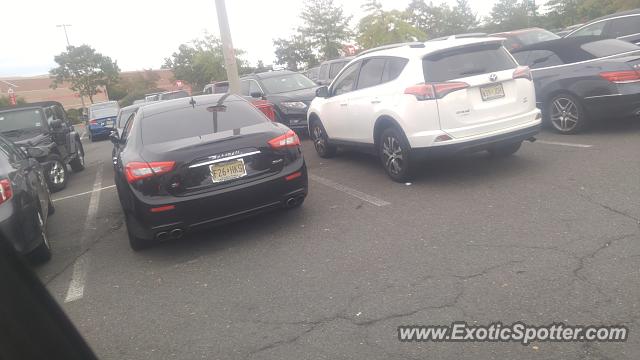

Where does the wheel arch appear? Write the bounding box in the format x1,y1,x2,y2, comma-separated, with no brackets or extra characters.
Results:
373,115,409,151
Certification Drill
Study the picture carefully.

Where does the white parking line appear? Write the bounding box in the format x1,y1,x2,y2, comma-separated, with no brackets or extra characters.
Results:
64,163,103,303
52,185,115,202
309,174,390,207
536,140,593,148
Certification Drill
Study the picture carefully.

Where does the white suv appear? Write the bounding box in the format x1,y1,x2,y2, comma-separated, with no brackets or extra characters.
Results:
307,38,542,182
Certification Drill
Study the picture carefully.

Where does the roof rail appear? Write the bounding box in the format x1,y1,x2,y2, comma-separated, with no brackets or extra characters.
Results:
356,42,425,57
428,33,488,42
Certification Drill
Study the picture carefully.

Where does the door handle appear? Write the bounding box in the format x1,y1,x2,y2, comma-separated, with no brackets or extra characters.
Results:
340,103,348,107
371,100,381,104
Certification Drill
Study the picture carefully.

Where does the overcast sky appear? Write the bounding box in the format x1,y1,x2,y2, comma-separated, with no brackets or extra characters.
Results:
2,0,502,78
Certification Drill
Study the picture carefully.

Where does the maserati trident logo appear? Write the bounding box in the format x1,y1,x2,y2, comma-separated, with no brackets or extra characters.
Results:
489,73,498,82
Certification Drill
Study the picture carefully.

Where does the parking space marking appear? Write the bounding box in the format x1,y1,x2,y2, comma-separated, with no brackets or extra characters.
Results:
536,140,593,148
64,163,104,303
52,185,116,203
309,173,390,207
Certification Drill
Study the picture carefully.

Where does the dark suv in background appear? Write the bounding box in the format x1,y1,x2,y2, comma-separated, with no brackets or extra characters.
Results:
0,102,84,192
565,9,640,44
316,57,353,85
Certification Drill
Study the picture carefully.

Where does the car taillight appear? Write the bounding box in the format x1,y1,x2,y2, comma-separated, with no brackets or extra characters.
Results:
513,66,532,81
268,130,300,149
89,119,97,125
125,161,175,183
0,179,13,204
599,70,640,83
252,100,276,121
404,82,469,100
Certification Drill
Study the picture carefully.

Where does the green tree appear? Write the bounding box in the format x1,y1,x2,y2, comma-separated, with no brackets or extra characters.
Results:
49,45,120,103
405,0,478,39
449,0,479,32
116,70,163,107
357,1,426,49
163,33,248,92
273,35,317,71
485,0,531,32
0,96,26,107
298,0,352,60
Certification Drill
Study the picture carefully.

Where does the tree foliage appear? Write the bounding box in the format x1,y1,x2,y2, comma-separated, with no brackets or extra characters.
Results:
273,35,318,71
298,0,353,60
49,45,120,103
0,96,26,107
163,33,248,91
115,70,163,107
405,0,478,39
357,1,427,49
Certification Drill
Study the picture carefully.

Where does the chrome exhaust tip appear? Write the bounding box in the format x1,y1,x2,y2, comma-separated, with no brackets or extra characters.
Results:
170,228,184,239
286,197,297,207
156,231,169,241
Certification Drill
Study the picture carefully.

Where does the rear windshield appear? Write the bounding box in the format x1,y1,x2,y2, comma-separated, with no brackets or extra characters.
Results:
90,108,118,119
260,74,316,94
214,83,229,93
0,109,45,132
141,100,268,144
517,29,560,46
581,39,640,58
423,43,516,82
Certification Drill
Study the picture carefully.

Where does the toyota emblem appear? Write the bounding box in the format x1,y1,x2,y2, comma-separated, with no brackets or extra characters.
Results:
489,74,498,82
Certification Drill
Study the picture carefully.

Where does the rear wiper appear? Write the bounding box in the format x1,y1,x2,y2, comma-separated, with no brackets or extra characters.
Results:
459,68,487,76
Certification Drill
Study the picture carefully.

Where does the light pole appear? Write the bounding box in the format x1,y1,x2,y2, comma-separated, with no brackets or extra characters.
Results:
214,0,241,95
56,24,72,47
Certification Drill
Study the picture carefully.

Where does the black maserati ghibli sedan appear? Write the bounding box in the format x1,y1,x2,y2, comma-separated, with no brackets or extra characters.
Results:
0,134,54,262
512,36,640,134
112,94,308,250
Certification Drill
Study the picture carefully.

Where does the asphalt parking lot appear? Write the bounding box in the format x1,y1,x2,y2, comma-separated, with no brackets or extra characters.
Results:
35,121,639,360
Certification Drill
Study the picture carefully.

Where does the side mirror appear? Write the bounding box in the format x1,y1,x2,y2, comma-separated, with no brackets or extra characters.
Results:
49,118,63,129
315,86,329,98
250,91,265,99
26,147,47,158
109,131,120,145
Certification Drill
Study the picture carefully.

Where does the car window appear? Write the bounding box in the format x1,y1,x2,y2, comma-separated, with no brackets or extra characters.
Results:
517,29,560,46
141,101,268,144
52,105,66,121
214,83,229,93
512,51,530,65
117,108,137,128
260,74,316,94
249,80,262,95
423,43,516,82
319,64,329,80
524,50,564,69
356,58,386,89
570,21,606,37
240,80,251,96
0,137,25,162
0,109,45,132
161,91,189,100
121,112,137,142
581,39,640,58
501,36,521,51
381,57,408,82
610,16,640,37
329,61,347,79
331,61,360,96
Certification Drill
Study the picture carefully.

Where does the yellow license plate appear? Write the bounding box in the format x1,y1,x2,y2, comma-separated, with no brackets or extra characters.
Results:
210,159,247,183
480,83,505,101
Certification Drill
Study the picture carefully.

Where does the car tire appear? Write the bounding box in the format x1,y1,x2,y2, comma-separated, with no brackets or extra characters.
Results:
69,139,85,172
310,120,337,158
379,127,413,182
126,216,151,251
488,141,522,157
546,93,588,134
46,154,68,192
29,209,51,263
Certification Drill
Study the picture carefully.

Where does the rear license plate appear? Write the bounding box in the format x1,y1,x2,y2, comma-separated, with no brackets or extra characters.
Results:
210,159,247,183
480,83,505,101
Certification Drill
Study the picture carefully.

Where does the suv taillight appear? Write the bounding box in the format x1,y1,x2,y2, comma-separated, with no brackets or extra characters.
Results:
600,70,640,83
125,161,175,183
513,66,532,81
0,179,13,205
268,130,300,149
89,119,97,125
404,82,469,100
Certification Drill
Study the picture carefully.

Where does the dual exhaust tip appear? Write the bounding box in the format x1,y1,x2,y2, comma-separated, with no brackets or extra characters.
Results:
156,228,184,241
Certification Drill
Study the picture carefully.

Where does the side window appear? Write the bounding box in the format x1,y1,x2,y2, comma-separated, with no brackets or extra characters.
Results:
512,51,531,66
53,105,65,121
249,80,262,95
527,50,563,69
319,64,329,81
356,58,386,90
381,57,408,83
571,21,606,37
0,138,24,163
329,61,347,80
121,112,137,142
331,61,360,96
240,80,251,96
610,16,640,38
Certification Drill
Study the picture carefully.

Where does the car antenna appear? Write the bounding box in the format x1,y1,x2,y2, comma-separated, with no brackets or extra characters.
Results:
189,97,196,108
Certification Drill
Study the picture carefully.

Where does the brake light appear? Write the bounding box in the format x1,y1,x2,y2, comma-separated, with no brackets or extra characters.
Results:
125,161,175,183
513,66,532,81
404,82,469,100
252,100,276,121
268,130,300,149
0,179,13,204
599,70,640,83
89,119,97,125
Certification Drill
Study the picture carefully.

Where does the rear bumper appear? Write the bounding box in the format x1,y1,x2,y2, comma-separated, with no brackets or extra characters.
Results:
412,122,540,158
87,125,114,136
125,162,308,241
0,201,40,255
582,93,640,119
